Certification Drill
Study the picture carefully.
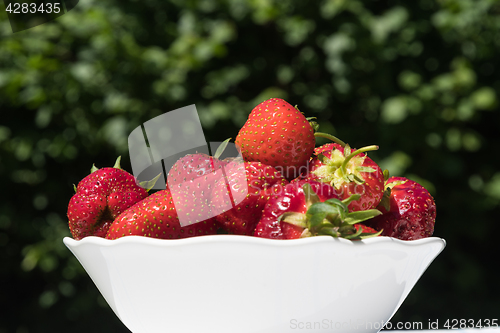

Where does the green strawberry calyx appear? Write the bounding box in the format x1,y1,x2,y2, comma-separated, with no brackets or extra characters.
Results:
279,184,383,240
90,164,99,173
79,157,123,192
139,173,162,192
213,138,231,159
90,156,122,173
378,177,408,212
312,144,379,189
89,156,159,192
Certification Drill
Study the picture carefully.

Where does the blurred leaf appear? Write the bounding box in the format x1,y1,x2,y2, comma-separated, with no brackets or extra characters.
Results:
381,96,408,123
378,151,412,177
2,0,500,331
484,173,500,201
371,7,409,44
470,87,497,110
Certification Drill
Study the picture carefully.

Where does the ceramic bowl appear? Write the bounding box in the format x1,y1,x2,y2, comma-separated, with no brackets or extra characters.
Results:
63,235,445,333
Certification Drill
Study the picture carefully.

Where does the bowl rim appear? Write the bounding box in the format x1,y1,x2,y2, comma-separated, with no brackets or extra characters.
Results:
63,234,446,250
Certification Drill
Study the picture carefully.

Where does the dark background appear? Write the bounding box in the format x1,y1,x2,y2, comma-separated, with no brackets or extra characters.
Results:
1,0,499,332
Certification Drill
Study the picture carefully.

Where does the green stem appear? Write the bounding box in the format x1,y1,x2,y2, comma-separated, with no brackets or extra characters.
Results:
313,132,346,147
341,145,378,175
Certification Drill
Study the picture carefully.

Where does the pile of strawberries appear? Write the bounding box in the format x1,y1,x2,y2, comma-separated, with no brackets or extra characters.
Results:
67,98,436,241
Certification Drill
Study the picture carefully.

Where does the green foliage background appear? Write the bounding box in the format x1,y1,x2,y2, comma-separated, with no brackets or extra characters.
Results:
1,0,499,331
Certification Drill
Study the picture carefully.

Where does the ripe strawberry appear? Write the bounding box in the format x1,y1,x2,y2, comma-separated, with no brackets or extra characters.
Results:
166,138,232,187
355,224,380,234
304,144,385,212
314,142,344,155
167,153,227,187
106,189,218,239
254,179,382,240
364,177,436,240
257,181,290,209
235,98,315,180
68,157,149,240
211,161,288,235
165,139,232,227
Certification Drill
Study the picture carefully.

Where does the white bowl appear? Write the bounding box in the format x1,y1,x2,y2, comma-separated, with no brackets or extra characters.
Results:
63,235,445,333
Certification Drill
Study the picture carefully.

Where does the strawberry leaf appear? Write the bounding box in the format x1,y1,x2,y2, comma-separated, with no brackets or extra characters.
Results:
324,198,348,212
340,145,378,178
309,121,320,132
316,226,340,237
350,173,366,185
113,156,122,169
306,202,338,230
344,209,383,225
139,173,162,192
90,164,99,173
303,183,320,207
323,198,348,222
214,138,231,159
343,144,351,157
341,194,361,206
383,169,390,182
280,212,307,228
356,166,376,173
300,228,313,238
359,229,384,239
380,187,392,211
317,153,330,165
343,226,363,240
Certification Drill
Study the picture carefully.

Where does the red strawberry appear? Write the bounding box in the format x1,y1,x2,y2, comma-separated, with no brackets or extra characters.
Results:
167,153,227,187
166,139,232,187
235,98,316,180
313,142,344,155
257,181,290,209
68,157,149,240
165,140,231,227
355,224,380,234
365,177,436,240
106,189,218,239
304,144,385,212
211,161,288,235
254,179,382,240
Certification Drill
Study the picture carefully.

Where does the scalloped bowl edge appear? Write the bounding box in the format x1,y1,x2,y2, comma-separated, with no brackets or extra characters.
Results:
64,235,446,333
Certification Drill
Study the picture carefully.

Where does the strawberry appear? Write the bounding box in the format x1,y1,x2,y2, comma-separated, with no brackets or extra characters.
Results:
314,142,344,155
304,143,385,212
106,189,219,239
68,157,149,240
257,181,290,209
165,139,231,227
211,161,288,235
355,223,380,234
166,139,231,187
235,98,316,180
166,152,227,187
254,179,382,240
364,177,436,240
